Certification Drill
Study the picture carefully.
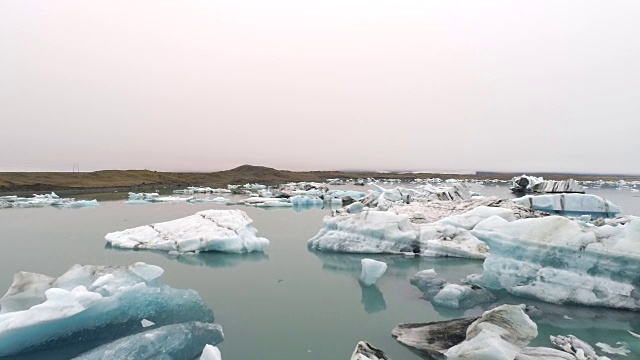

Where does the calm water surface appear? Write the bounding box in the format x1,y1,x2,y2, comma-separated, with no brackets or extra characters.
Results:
0,185,639,359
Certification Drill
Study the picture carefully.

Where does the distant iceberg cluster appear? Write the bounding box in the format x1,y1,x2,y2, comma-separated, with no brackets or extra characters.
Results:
105,209,269,254
0,263,223,358
308,182,547,259
0,193,98,209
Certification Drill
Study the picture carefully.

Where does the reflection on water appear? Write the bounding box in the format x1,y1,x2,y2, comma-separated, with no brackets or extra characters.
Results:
105,245,269,268
359,281,387,314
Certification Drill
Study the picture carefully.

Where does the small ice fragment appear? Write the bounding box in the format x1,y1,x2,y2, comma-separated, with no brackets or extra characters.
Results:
359,259,387,286
595,342,630,356
200,344,222,360
628,330,640,339
141,319,155,328
563,315,573,320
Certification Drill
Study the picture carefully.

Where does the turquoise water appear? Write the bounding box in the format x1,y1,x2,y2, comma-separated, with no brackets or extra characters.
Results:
0,185,639,359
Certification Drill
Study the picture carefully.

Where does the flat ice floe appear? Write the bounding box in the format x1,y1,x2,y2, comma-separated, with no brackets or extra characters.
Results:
468,215,640,310
105,209,269,253
0,262,220,357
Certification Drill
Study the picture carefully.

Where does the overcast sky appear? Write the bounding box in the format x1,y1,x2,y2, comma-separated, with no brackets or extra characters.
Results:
1,1,639,174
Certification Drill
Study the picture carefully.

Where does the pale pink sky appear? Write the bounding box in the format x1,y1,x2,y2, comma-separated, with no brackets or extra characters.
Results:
1,1,639,173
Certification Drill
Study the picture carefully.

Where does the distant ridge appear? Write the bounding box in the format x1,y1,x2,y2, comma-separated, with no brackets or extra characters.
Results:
1,164,639,195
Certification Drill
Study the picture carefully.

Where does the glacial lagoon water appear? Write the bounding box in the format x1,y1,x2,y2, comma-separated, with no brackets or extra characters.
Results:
1,185,639,359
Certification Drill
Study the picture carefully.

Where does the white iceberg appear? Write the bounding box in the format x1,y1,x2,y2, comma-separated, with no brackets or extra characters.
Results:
513,193,621,217
105,209,269,253
200,344,222,360
308,210,491,259
468,215,640,310
74,322,223,360
0,263,216,357
359,259,387,286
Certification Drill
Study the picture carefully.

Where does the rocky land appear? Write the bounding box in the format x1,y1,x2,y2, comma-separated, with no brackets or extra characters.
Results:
1,165,638,195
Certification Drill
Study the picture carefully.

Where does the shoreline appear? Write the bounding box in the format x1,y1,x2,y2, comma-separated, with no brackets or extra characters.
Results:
1,165,639,196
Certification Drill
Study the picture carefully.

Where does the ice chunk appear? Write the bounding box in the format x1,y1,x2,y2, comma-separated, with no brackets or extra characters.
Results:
393,305,607,360
595,342,630,356
308,211,417,254
289,195,323,207
551,335,611,359
513,193,621,217
256,201,293,208
350,341,390,360
417,223,489,259
436,206,516,230
411,269,495,309
359,259,387,286
0,263,215,357
200,344,222,360
0,193,99,209
74,322,223,360
105,209,269,253
444,305,538,360
309,210,490,259
510,175,584,194
141,319,155,328
469,215,640,310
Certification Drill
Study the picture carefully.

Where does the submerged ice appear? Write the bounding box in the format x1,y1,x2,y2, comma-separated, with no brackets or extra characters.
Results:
105,209,269,253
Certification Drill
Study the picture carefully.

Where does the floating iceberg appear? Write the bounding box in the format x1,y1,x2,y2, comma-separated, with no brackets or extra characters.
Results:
105,209,269,253
513,193,621,217
510,175,585,194
393,304,609,360
0,263,217,357
308,210,491,259
350,341,390,360
359,259,387,286
410,269,495,309
74,322,223,360
468,215,640,310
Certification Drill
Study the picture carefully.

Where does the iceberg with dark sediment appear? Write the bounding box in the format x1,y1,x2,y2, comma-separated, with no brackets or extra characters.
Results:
510,175,585,194
513,193,621,217
393,304,611,359
468,215,640,310
0,263,219,357
105,209,269,253
410,269,495,309
350,341,390,360
308,196,538,259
